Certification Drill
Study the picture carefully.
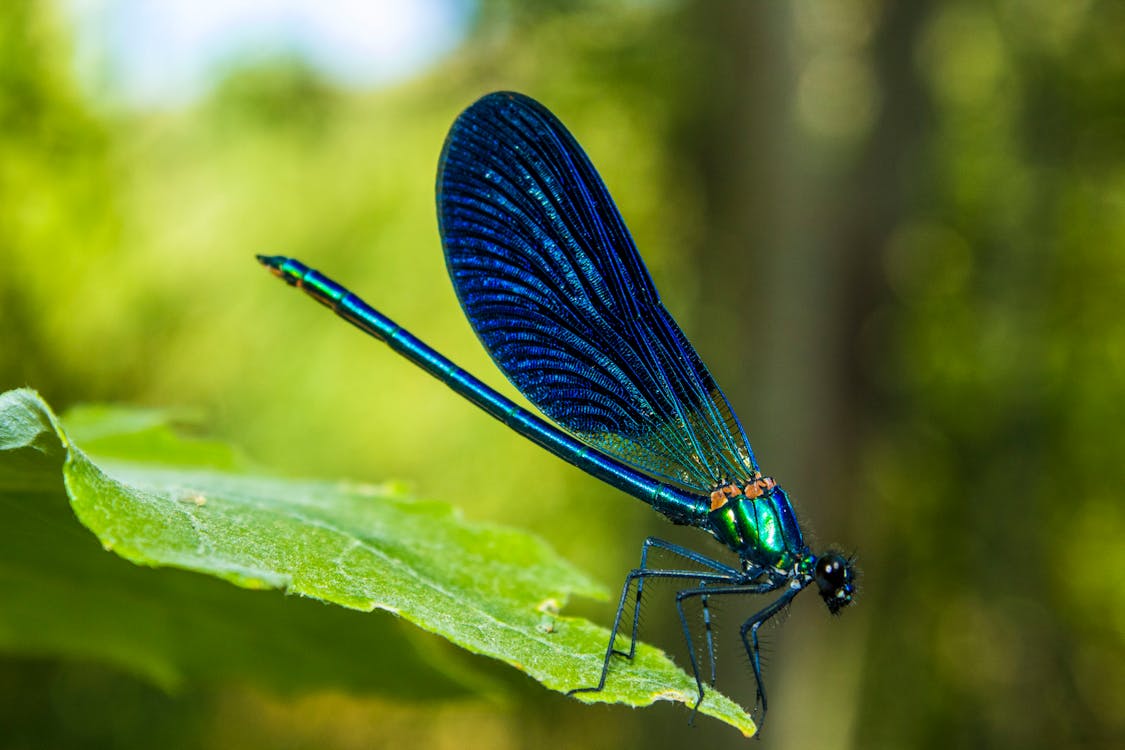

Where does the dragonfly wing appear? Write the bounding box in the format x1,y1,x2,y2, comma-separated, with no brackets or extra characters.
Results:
437,92,758,493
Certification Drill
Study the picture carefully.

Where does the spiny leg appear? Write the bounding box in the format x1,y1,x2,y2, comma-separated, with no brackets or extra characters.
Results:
625,539,769,688
739,586,802,727
674,586,708,721
673,581,788,724
569,566,646,696
621,537,742,661
568,564,743,699
700,581,715,686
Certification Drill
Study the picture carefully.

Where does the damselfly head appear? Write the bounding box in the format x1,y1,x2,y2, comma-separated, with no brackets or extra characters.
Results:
813,551,856,615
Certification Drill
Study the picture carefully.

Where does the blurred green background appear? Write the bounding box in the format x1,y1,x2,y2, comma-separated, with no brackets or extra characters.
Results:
2,0,1123,748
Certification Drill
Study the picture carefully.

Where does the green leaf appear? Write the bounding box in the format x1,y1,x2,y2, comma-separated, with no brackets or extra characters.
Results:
0,388,756,736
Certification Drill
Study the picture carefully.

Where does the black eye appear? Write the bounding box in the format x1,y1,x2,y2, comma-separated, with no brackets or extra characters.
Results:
814,553,855,615
816,555,847,588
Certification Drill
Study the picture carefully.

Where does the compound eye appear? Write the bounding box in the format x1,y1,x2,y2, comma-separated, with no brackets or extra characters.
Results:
815,554,848,589
814,553,855,615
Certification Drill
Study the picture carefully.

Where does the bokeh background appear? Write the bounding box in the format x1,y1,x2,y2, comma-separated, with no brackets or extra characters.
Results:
2,0,1123,748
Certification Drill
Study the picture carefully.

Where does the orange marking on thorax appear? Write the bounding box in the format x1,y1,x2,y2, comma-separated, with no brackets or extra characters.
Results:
742,475,777,499
710,482,744,511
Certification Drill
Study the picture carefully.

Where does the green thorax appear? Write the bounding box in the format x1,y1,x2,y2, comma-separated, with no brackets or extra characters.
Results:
707,483,808,571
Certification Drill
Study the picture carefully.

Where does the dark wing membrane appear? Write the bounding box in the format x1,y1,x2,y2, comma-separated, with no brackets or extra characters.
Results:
437,92,758,493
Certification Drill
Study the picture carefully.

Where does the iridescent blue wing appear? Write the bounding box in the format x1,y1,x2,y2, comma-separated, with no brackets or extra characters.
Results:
437,92,758,494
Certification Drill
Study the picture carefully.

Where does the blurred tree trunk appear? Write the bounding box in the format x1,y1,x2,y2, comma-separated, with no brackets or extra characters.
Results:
659,2,808,747
658,0,934,747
